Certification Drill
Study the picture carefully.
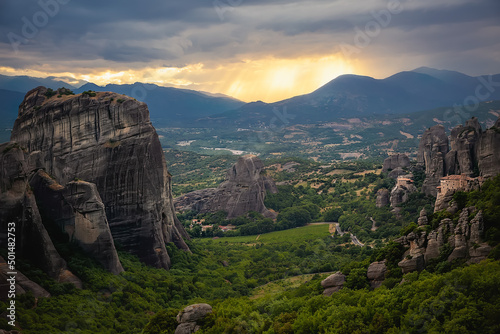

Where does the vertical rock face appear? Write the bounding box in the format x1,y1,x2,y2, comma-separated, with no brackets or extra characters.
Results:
174,155,278,219
419,117,500,200
0,143,82,287
445,117,481,176
9,87,189,269
29,170,123,274
418,125,449,196
477,117,500,178
382,154,410,172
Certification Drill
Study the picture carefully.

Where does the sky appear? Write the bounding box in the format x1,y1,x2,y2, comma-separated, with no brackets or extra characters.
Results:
0,0,499,103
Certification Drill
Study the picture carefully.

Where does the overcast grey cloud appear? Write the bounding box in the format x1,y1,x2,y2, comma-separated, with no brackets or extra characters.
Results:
0,0,498,101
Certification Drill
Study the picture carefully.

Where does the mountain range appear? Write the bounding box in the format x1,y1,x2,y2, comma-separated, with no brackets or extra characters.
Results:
0,67,499,141
200,67,500,127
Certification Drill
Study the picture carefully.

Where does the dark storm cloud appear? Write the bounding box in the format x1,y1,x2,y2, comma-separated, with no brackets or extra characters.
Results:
0,0,498,75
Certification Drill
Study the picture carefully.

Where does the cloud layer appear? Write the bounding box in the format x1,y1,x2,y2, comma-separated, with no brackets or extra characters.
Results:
0,0,499,102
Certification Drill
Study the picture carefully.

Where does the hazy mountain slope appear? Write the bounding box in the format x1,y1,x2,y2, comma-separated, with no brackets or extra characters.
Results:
0,74,76,93
75,82,245,126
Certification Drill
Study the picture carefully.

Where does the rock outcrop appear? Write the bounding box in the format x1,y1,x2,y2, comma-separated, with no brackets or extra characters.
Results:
418,125,449,196
29,170,123,274
417,208,428,226
0,143,82,287
175,303,213,334
390,176,417,208
0,256,50,299
367,260,387,289
174,155,278,219
376,188,390,208
9,87,189,269
396,207,490,273
321,272,345,296
382,154,410,172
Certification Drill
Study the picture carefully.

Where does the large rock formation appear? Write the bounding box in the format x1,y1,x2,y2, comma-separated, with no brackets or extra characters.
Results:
175,303,213,334
445,117,481,176
419,117,500,200
0,143,82,287
418,125,449,196
382,154,410,172
477,117,500,178
174,155,278,219
7,87,189,269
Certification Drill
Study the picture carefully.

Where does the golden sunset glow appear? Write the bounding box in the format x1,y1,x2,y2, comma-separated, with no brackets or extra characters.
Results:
0,55,354,103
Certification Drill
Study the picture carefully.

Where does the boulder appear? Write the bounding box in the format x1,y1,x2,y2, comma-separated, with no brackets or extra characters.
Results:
174,155,278,219
9,87,189,269
175,303,212,334
367,260,387,289
321,272,345,296
376,188,390,208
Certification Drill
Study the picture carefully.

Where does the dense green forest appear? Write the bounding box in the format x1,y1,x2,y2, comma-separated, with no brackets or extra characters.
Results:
2,158,500,333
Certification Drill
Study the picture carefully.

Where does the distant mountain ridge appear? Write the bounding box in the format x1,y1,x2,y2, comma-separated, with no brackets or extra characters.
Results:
199,68,500,127
1,68,499,132
74,82,245,126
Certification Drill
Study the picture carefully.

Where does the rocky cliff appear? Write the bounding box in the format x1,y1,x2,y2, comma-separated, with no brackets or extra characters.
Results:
396,207,490,273
174,155,278,219
418,125,449,196
7,87,189,270
419,117,500,198
477,117,500,178
29,170,123,274
0,143,82,287
445,117,481,176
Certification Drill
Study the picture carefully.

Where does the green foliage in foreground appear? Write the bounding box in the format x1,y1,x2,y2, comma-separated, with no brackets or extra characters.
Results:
190,260,500,333
3,225,371,334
